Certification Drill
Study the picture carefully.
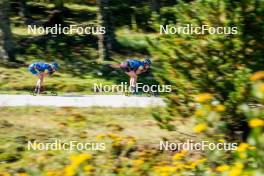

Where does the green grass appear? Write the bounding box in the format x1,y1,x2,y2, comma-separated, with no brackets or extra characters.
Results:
64,3,98,12
0,66,156,95
0,107,170,143
12,26,35,37
116,27,157,51
26,2,54,9
0,67,117,94
0,107,186,172
26,2,98,12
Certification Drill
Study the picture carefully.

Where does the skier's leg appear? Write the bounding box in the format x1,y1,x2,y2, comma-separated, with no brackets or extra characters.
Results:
35,74,44,94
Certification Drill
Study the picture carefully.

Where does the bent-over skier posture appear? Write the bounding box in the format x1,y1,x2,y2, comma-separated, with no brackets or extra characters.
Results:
111,58,152,93
28,62,59,94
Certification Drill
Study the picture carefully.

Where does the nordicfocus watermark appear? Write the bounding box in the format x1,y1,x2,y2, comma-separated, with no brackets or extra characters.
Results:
27,24,106,35
93,82,172,93
160,140,238,151
27,140,106,151
160,24,238,35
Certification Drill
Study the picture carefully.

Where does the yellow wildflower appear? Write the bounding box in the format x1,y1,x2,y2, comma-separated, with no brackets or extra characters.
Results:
181,150,188,155
132,159,144,166
173,163,185,170
154,166,176,174
113,140,121,147
18,174,28,176
0,173,11,176
260,83,264,92
248,118,264,128
108,133,118,139
184,163,196,169
239,153,247,159
248,146,256,150
172,150,188,160
126,136,136,145
237,143,249,152
218,139,225,143
96,133,105,139
195,93,213,103
228,162,244,176
83,165,95,173
184,161,198,169
64,165,77,176
195,109,205,117
234,162,244,170
70,153,92,166
184,159,206,170
228,167,242,176
241,171,253,176
196,158,207,164
250,71,264,81
216,164,230,172
216,104,226,112
194,123,207,133
45,171,60,176
172,161,181,165
172,153,183,160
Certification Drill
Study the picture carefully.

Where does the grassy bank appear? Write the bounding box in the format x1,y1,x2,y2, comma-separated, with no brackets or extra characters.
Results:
0,107,195,175
0,67,116,94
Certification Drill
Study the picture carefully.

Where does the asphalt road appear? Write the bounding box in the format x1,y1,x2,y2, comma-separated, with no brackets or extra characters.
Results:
0,94,165,107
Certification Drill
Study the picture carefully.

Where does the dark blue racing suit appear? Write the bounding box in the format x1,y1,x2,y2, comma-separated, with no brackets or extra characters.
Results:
28,62,53,75
121,59,145,72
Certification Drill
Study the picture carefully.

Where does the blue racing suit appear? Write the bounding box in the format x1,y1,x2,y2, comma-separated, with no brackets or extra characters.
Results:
28,62,53,75
121,59,145,72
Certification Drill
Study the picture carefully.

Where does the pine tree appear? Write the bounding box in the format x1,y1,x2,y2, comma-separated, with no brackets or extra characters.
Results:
0,0,16,62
